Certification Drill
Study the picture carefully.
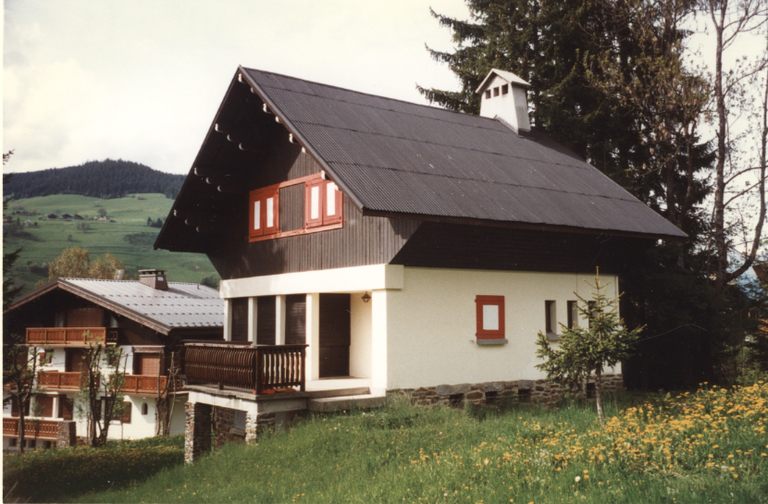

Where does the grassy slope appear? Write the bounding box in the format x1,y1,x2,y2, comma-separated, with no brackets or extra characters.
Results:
72,387,768,504
4,193,216,293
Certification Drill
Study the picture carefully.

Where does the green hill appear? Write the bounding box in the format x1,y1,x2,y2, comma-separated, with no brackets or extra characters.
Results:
4,159,185,199
4,193,217,295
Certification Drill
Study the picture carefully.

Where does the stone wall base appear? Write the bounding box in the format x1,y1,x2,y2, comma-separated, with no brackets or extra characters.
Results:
56,421,76,448
389,374,624,407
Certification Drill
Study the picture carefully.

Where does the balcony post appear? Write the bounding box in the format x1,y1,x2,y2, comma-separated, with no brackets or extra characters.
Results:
247,297,257,343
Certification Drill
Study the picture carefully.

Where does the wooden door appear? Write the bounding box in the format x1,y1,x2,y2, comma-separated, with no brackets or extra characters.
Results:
59,396,74,420
65,348,88,372
134,354,161,376
285,294,306,345
35,395,54,417
319,294,350,377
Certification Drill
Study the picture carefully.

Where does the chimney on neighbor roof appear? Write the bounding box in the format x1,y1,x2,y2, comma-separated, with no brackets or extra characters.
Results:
476,68,531,133
138,269,168,291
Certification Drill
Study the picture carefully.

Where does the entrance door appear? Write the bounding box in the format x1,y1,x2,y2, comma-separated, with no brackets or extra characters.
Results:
319,294,350,378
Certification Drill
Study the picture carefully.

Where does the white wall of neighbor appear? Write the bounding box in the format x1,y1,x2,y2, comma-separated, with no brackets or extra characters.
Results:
384,267,620,390
349,292,372,379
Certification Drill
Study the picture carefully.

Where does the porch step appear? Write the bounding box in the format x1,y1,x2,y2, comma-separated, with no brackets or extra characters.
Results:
305,387,370,399
308,394,387,412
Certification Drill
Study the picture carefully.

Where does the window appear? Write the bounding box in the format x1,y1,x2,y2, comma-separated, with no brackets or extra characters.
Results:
121,402,132,423
485,89,492,99
141,402,149,415
249,184,280,239
501,84,509,95
493,86,500,96
567,300,578,329
475,295,505,341
305,177,342,228
545,300,556,336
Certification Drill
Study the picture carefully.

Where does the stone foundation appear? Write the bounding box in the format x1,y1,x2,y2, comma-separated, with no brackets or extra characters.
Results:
390,375,624,407
56,421,76,448
184,402,212,464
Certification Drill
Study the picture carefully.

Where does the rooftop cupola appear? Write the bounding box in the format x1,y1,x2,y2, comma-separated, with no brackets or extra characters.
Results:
476,68,531,133
138,268,169,290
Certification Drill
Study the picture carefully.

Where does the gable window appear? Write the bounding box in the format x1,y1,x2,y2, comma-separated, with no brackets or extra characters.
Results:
545,300,557,337
501,84,509,95
493,86,500,96
475,295,505,342
305,177,342,228
249,184,279,239
567,300,578,329
485,90,491,99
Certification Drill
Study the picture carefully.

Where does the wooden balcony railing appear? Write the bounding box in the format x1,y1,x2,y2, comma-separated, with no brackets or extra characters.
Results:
182,342,307,394
3,417,60,440
37,371,82,390
26,327,118,346
122,375,169,395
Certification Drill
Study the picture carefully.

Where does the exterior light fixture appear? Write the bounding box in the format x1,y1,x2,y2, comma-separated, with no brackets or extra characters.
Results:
361,292,371,303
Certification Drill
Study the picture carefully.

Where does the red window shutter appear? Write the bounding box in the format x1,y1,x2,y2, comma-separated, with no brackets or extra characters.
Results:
249,184,280,240
305,179,324,228
475,295,505,340
323,181,343,225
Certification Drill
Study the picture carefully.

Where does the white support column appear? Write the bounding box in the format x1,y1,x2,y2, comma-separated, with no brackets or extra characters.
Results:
247,297,257,343
370,290,388,394
275,295,286,345
51,395,60,419
305,293,320,381
223,299,232,342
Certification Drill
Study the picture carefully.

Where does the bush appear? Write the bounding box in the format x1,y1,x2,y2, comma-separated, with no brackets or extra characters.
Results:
3,437,183,502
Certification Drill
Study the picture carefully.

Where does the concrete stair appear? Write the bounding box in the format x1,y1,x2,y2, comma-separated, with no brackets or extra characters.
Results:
308,393,387,412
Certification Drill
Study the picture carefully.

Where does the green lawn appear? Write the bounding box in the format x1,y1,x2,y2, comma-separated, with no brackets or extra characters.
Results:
6,383,764,503
4,193,217,292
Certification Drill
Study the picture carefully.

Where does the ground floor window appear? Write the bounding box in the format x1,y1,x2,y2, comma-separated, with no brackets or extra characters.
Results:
475,295,505,341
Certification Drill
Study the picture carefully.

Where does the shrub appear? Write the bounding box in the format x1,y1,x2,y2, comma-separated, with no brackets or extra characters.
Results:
3,437,183,502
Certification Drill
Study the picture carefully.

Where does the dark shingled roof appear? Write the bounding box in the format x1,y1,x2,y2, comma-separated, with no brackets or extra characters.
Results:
240,67,685,238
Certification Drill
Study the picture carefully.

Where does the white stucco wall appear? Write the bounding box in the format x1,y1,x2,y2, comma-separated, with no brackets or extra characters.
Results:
383,267,619,390
349,293,372,379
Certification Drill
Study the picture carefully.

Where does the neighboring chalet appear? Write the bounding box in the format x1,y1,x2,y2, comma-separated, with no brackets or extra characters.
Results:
155,67,684,462
3,270,223,450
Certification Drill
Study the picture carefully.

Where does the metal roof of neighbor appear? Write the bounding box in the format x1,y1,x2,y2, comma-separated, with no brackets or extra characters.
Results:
7,278,223,335
241,68,685,239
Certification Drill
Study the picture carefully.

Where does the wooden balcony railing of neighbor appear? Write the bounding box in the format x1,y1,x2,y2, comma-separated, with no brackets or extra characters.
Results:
3,417,60,440
122,375,169,395
37,371,82,390
26,327,119,346
182,342,307,394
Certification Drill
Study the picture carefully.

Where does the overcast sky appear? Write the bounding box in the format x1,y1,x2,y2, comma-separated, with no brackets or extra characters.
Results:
3,1,764,176
3,0,469,174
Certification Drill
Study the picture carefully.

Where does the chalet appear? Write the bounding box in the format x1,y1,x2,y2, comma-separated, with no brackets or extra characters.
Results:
3,270,223,450
155,67,684,462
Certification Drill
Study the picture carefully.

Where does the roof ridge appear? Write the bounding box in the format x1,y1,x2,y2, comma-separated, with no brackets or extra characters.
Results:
243,66,494,126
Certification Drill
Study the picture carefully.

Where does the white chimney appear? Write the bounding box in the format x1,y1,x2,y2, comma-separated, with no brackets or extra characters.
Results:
476,68,531,133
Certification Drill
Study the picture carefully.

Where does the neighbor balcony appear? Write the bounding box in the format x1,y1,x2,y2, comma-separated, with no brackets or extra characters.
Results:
122,375,170,395
25,327,118,346
182,342,307,395
3,417,61,440
37,371,82,391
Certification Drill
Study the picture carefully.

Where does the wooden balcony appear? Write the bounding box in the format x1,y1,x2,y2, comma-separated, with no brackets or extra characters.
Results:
183,342,307,394
122,374,169,395
37,371,82,391
3,417,60,440
26,327,118,346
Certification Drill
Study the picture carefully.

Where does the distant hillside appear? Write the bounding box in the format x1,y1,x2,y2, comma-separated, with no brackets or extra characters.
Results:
4,159,185,199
